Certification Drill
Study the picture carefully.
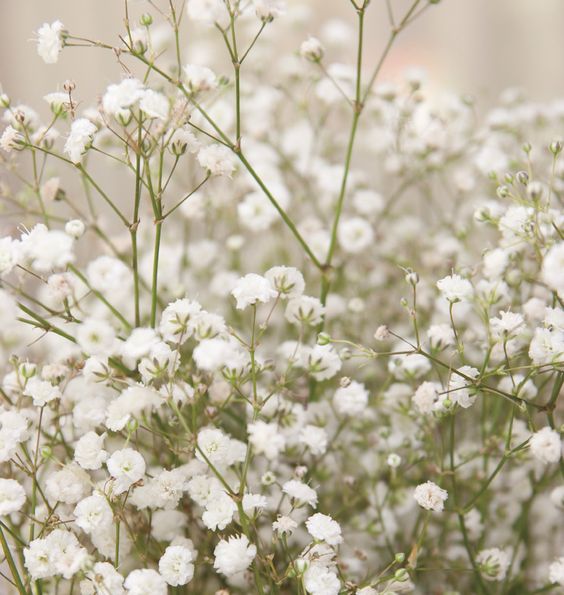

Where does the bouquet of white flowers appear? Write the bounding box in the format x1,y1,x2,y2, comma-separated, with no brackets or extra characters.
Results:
0,1,562,593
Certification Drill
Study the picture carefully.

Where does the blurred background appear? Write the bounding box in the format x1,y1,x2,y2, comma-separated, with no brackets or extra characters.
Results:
1,0,564,109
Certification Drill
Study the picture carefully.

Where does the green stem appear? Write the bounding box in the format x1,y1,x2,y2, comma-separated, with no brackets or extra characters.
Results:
0,525,28,595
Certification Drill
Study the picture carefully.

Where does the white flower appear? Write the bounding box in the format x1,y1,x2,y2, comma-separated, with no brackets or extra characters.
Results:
83,563,125,595
285,295,325,326
138,342,180,383
64,118,97,163
196,427,233,466
283,480,318,508
159,298,202,343
202,491,236,530
43,92,68,112
300,37,324,61
24,530,88,580
265,266,305,298
272,515,298,535
427,324,456,348
45,464,91,504
413,381,441,414
436,273,474,303
77,318,117,356
304,564,340,595
73,493,113,534
213,534,257,577
36,21,65,64
121,327,160,362
106,448,146,495
352,189,384,216
248,421,286,460
448,366,480,409
140,89,169,120
333,380,368,416
197,144,236,177
305,513,343,546
476,548,510,582
23,377,61,407
253,0,286,21
414,481,448,511
159,545,194,586
74,431,108,470
549,557,564,586
183,64,218,93
20,224,74,272
192,311,227,341
124,569,167,595
0,125,24,152
489,310,525,340
529,427,562,464
242,493,268,514
102,78,145,119
231,273,277,309
337,217,374,254
299,425,328,455
106,385,162,431
308,345,342,381
529,327,564,365
170,126,200,155
87,255,132,291
65,219,85,239
0,237,20,276
0,479,26,515
187,0,227,25
542,242,564,298
193,338,247,373
151,510,188,542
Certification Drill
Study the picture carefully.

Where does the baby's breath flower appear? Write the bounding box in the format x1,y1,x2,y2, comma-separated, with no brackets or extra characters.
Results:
36,20,65,64
414,481,448,511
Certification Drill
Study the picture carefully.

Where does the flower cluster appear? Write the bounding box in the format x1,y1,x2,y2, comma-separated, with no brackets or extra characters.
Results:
0,0,562,593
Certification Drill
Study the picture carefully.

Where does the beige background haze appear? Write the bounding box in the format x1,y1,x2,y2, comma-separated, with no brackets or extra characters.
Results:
1,0,564,108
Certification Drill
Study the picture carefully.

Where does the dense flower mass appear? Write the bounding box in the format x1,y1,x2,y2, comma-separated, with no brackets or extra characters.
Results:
0,0,562,593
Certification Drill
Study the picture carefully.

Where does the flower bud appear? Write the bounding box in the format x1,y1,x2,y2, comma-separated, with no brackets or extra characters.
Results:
527,181,543,201
395,552,406,564
394,568,409,582
140,13,153,26
405,269,419,286
300,37,324,62
19,362,37,379
387,453,402,468
550,139,562,156
127,419,139,433
117,109,133,127
65,219,85,239
496,185,509,199
317,332,331,346
374,325,390,341
294,558,308,575
261,471,276,486
516,170,529,185
339,376,352,388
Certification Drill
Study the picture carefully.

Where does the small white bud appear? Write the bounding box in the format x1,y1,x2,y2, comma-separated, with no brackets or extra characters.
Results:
65,219,85,239
299,37,324,62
